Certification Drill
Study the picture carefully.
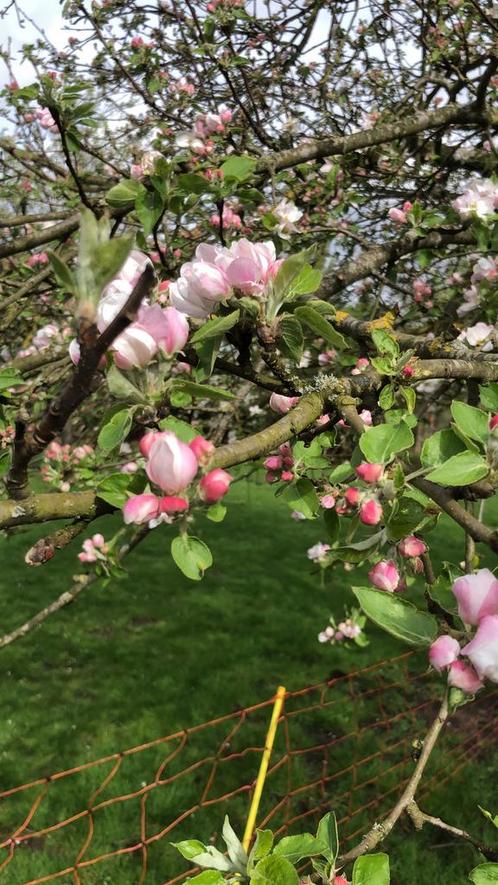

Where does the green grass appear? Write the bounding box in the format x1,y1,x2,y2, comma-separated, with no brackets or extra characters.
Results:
0,483,496,883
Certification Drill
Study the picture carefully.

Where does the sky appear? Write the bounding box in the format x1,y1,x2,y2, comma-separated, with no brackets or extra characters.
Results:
0,0,66,87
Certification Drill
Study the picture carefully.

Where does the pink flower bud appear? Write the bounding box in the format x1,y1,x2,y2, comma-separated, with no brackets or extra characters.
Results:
320,494,336,509
447,660,483,694
113,326,157,370
359,499,383,525
452,569,498,626
123,494,161,524
355,462,384,483
368,560,400,592
269,393,301,414
281,470,294,482
461,614,498,683
388,207,407,224
334,877,349,885
189,435,215,464
69,339,81,365
146,432,199,494
264,455,283,471
429,635,461,672
199,468,232,503
402,201,413,212
139,431,161,458
402,365,414,378
490,414,498,431
398,535,427,558
158,496,189,514
92,533,105,548
344,487,360,506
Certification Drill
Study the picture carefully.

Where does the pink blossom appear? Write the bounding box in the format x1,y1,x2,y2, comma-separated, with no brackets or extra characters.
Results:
121,461,138,474
359,499,383,525
457,322,494,349
344,487,360,506
320,494,336,509
269,393,300,414
210,206,242,230
490,415,498,431
368,560,400,592
355,462,384,483
452,569,498,626
189,436,215,464
307,542,330,562
429,635,461,672
351,357,370,375
199,468,232,502
453,178,498,220
318,349,336,366
26,252,49,268
359,409,373,426
447,660,483,693
264,455,283,470
388,207,407,224
69,339,81,365
137,304,189,356
113,326,157,370
399,535,427,558
123,494,161,524
170,247,232,318
281,470,294,481
146,432,199,494
36,107,57,132
461,615,498,683
226,239,280,296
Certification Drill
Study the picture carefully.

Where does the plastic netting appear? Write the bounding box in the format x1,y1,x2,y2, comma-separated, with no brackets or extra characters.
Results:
0,652,496,884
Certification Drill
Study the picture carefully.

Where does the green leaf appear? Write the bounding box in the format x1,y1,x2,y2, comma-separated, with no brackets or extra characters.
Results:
479,807,498,829
400,386,416,414
171,535,213,581
291,264,323,295
222,816,247,872
278,315,304,363
450,401,490,445
106,365,146,404
96,473,135,508
248,830,274,870
352,853,390,885
371,329,399,358
158,416,197,442
480,383,498,412
172,380,235,401
324,509,340,542
352,587,437,646
281,478,319,519
106,178,146,207
190,311,240,345
359,420,414,464
316,811,339,863
371,356,396,376
206,502,227,522
250,855,299,884
386,496,426,542
47,251,77,294
329,462,354,483
425,452,489,486
220,155,257,181
427,576,459,616
135,188,164,237
186,873,226,885
171,839,206,860
97,407,134,454
469,864,498,883
420,429,466,468
0,450,10,477
379,383,395,411
177,172,211,195
0,368,22,390
294,306,348,349
273,832,325,864
194,335,222,381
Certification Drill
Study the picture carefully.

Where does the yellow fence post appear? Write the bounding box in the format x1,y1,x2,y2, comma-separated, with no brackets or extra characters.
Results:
242,685,286,854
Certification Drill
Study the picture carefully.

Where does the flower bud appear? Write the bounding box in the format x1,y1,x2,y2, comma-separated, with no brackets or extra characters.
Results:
146,432,199,494
355,462,384,483
447,660,483,694
159,496,189,514
359,499,383,525
199,468,232,503
189,435,215,464
489,414,498,431
123,494,161,524
398,535,427,558
344,486,360,507
264,455,283,471
269,393,300,414
368,560,400,592
429,635,461,672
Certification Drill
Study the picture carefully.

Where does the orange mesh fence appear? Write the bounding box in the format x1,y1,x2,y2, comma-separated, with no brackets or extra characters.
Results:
0,652,496,884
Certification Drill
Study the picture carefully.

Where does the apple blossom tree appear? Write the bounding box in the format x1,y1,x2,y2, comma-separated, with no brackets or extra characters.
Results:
1,0,498,879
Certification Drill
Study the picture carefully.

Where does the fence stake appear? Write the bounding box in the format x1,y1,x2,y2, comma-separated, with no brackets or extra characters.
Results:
242,685,286,853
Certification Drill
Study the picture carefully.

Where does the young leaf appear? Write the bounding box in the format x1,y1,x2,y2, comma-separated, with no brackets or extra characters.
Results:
371,329,399,358
250,854,299,884
220,155,257,181
171,380,235,401
190,311,240,345
450,401,490,445
171,535,213,581
294,306,348,349
316,811,339,863
158,416,197,442
278,314,304,363
281,478,319,519
425,452,489,486
359,421,414,464
106,365,146,404
480,383,498,412
352,853,390,884
96,473,136,508
135,188,164,237
106,178,146,207
468,864,498,883
47,251,77,294
352,587,437,646
420,429,466,468
97,407,134,454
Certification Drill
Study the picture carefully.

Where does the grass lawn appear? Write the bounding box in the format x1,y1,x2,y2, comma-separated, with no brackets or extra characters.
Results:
0,482,496,883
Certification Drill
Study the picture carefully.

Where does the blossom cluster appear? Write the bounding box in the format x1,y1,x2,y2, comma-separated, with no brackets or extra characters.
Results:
175,106,232,155
318,612,364,645
69,251,189,370
123,431,232,525
78,533,109,563
429,569,498,692
170,239,282,318
41,440,94,492
453,178,498,220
